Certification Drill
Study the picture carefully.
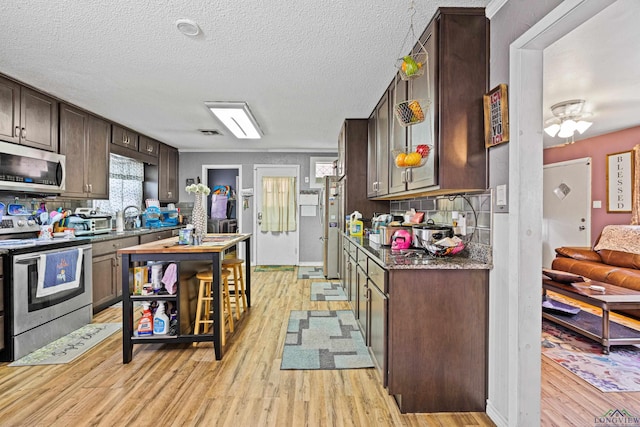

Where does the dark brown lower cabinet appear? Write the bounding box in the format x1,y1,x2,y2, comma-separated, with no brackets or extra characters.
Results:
92,236,139,313
387,269,488,413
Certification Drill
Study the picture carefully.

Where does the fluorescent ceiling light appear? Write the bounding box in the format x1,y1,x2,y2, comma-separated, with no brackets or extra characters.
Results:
204,102,263,139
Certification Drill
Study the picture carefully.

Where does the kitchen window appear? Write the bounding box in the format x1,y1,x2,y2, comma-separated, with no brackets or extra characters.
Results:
309,156,336,188
93,154,143,215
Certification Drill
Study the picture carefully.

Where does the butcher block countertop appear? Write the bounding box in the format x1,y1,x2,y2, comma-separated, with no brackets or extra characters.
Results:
117,233,250,254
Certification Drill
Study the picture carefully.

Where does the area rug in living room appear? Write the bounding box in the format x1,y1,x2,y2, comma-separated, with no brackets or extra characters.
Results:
9,323,121,367
541,319,640,392
310,282,347,301
281,310,373,370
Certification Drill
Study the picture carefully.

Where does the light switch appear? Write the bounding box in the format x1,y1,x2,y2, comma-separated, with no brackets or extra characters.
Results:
593,200,602,209
496,184,507,206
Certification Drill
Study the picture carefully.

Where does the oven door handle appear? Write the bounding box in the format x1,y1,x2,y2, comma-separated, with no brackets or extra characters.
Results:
16,256,41,264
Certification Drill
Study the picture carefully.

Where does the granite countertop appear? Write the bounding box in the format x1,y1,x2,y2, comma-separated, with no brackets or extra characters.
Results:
84,226,184,243
344,233,492,270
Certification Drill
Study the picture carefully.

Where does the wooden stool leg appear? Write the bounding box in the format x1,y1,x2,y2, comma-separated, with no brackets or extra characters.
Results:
223,274,234,333
231,265,242,320
193,279,205,347
237,264,248,312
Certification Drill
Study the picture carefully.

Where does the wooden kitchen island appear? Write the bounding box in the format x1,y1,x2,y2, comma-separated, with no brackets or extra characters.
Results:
118,233,251,363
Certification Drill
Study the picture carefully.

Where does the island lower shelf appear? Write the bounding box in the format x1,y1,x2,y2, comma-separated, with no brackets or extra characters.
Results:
118,233,251,363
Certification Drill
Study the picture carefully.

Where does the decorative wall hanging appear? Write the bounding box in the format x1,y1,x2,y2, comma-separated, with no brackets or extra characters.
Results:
607,150,634,213
483,84,509,148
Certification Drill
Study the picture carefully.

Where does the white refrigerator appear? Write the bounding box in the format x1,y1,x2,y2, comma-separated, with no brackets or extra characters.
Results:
321,176,340,279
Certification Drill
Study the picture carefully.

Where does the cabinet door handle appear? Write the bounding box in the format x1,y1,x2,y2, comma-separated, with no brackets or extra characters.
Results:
407,168,413,183
88,184,93,192
14,126,20,138
21,127,26,139
167,191,172,198
401,170,406,183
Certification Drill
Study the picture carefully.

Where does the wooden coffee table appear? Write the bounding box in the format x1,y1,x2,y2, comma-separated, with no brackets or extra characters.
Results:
542,278,640,354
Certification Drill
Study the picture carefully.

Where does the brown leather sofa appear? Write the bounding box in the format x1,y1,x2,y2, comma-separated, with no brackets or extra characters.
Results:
552,246,640,318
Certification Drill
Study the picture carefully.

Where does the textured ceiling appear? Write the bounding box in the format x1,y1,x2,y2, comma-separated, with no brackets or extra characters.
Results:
3,1,635,153
543,0,640,147
0,0,487,153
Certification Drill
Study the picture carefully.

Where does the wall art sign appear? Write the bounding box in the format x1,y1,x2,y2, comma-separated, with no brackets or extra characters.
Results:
483,84,509,148
607,150,634,212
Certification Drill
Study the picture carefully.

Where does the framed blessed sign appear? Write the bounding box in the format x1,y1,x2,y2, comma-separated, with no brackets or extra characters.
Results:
483,84,509,148
607,150,634,212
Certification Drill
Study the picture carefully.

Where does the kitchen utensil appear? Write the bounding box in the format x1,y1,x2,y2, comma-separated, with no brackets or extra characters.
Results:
49,212,64,225
391,229,412,250
412,223,454,248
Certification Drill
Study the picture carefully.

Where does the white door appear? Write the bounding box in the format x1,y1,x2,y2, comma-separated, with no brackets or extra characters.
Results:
254,165,299,265
542,158,591,268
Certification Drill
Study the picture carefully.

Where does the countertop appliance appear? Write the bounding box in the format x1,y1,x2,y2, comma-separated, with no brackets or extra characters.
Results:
0,218,93,361
68,208,112,235
321,176,340,279
0,140,65,193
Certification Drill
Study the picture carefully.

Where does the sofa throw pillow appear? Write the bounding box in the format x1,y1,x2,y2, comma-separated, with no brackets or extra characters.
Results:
594,225,640,254
542,268,587,283
555,247,602,262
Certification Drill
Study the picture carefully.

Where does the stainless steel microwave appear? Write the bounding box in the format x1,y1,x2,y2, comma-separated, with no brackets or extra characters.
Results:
0,140,65,193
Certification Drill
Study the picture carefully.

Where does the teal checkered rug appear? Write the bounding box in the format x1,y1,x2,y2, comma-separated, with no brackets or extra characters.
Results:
297,266,325,279
310,282,347,301
280,310,373,370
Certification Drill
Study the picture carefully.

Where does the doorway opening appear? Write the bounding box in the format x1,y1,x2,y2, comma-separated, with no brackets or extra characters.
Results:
503,0,617,423
201,164,244,254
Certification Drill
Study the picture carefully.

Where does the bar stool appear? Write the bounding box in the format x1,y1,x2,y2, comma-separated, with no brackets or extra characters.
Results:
222,258,248,318
193,269,233,346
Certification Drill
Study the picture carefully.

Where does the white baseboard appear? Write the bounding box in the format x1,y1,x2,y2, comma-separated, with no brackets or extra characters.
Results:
486,399,508,427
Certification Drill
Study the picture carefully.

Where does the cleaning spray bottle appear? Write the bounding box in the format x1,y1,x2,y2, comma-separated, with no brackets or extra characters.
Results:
153,302,169,335
349,211,363,237
137,302,153,336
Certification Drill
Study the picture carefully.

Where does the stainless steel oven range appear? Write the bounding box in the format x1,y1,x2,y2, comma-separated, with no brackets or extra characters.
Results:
0,216,92,361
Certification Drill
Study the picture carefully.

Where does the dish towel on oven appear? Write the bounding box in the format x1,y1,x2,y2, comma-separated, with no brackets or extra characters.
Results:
37,248,84,298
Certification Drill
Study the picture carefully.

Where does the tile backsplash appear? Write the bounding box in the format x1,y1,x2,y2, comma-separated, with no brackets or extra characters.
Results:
390,190,492,245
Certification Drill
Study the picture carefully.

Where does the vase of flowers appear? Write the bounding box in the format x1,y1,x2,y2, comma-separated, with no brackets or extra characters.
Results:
186,183,210,240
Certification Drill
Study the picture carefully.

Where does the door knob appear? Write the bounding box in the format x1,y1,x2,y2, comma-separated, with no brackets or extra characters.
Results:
579,226,586,231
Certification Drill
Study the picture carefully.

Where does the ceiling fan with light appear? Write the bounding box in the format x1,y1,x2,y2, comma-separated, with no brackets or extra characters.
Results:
544,99,593,142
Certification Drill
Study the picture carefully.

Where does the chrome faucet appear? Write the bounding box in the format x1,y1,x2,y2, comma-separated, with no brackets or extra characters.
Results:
123,205,141,229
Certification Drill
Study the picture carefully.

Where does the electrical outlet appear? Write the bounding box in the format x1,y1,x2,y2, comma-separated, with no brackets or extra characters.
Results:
304,177,309,183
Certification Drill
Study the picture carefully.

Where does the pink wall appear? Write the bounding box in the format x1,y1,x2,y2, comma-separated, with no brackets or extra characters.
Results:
544,126,640,245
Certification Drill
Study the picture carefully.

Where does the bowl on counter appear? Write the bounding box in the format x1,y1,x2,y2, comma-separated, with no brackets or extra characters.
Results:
423,239,465,257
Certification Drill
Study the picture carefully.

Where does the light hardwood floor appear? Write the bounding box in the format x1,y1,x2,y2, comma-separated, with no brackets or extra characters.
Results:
541,292,640,426
0,271,637,426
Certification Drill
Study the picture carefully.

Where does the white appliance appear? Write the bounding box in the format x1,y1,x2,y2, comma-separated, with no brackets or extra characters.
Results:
321,176,340,279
